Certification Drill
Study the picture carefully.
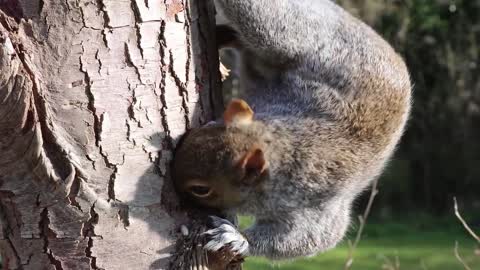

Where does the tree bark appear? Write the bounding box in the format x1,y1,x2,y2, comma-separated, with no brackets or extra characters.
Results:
0,0,225,269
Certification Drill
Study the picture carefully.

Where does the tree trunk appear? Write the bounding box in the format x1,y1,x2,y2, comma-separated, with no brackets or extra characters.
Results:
0,0,225,269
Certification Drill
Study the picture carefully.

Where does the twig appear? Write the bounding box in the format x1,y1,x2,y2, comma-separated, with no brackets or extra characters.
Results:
420,259,429,270
454,241,472,270
453,197,480,244
344,178,379,270
453,198,478,270
394,251,400,270
378,253,401,270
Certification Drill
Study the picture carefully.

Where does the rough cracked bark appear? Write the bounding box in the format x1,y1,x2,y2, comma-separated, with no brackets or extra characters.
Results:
0,0,225,269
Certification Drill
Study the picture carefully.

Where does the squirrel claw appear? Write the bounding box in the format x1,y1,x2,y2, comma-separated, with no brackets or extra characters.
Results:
203,216,249,257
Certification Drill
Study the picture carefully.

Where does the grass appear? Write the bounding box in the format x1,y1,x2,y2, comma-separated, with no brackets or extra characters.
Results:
240,216,480,270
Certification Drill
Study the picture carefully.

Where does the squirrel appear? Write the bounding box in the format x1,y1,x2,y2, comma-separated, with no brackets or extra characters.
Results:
173,0,411,260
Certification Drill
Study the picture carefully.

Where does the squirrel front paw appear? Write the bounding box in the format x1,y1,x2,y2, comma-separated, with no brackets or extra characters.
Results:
203,216,249,256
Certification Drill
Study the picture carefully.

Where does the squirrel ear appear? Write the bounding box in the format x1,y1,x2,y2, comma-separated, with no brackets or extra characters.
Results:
238,147,267,179
223,99,254,125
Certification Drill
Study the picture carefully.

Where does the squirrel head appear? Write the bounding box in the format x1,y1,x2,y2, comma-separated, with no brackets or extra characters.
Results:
173,99,269,210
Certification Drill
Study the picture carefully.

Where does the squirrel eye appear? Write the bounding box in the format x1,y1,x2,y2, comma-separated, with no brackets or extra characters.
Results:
188,184,212,198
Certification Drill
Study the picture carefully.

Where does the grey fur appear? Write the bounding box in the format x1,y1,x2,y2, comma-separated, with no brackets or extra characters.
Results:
174,0,411,260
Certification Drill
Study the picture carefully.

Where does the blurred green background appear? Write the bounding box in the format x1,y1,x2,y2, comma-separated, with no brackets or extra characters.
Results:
229,0,480,269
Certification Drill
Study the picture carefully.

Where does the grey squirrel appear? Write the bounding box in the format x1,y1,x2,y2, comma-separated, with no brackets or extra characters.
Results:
173,0,411,260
